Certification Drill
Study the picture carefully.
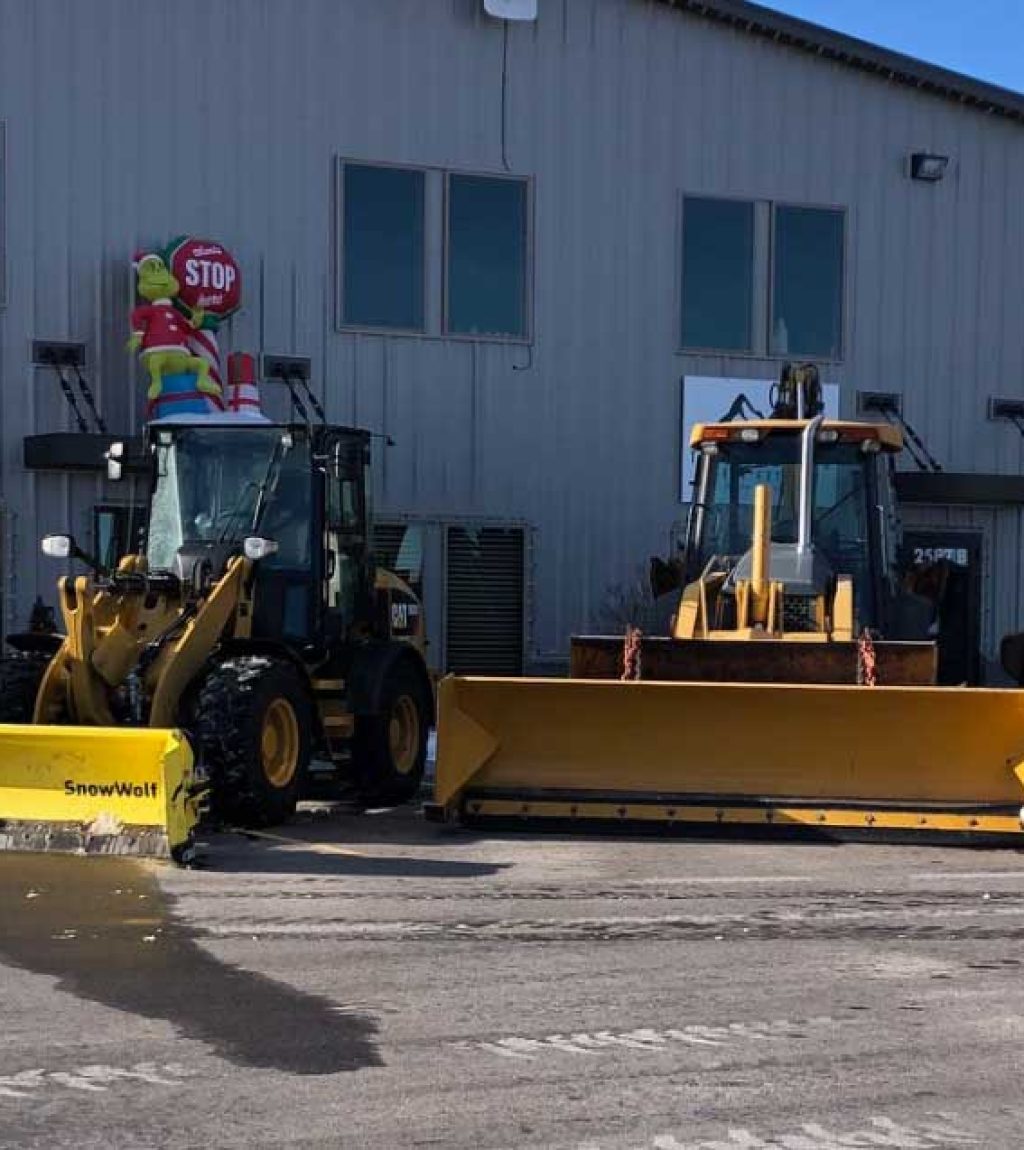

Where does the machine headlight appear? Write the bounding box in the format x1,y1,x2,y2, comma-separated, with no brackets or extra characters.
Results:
243,536,280,561
105,440,125,481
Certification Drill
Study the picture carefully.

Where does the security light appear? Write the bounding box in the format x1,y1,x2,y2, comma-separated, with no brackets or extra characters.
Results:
910,153,950,182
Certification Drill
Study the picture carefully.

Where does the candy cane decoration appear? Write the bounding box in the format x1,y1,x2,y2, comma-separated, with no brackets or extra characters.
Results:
187,325,225,406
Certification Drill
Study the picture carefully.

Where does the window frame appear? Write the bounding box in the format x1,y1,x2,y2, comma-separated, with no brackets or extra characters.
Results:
768,200,848,365
92,502,146,571
335,157,430,337
678,193,760,357
442,169,534,345
334,157,535,346
676,194,849,364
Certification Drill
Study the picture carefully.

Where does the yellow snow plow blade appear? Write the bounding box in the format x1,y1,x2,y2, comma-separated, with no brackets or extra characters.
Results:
430,677,1024,842
0,725,201,861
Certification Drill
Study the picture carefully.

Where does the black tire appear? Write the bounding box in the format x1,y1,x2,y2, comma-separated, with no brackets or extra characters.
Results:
0,655,50,723
1001,632,1024,685
191,655,312,827
352,659,430,805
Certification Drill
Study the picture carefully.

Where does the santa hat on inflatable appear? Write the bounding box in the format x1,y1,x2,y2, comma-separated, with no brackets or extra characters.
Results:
132,250,165,272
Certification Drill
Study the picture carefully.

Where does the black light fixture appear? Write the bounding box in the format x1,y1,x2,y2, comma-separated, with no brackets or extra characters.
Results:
910,152,950,182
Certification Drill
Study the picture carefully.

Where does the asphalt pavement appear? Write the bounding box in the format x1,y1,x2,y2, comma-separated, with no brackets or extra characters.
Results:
2,806,1024,1149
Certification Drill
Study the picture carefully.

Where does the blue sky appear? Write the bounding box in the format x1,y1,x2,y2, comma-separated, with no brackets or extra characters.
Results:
765,1,1024,94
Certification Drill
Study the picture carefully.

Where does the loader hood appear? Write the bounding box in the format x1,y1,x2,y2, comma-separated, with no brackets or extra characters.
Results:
726,542,834,598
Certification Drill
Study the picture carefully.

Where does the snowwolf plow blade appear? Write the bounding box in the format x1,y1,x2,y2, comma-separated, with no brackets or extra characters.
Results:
0,726,201,861
429,677,1024,842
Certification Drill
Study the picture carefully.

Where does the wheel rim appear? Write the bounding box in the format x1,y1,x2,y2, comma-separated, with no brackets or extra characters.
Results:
261,698,300,789
388,695,420,776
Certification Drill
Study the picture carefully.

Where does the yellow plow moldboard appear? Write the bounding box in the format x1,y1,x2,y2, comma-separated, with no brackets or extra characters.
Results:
0,725,200,860
431,676,1024,842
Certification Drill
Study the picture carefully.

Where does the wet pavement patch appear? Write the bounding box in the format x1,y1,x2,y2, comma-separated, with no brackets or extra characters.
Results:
0,855,380,1075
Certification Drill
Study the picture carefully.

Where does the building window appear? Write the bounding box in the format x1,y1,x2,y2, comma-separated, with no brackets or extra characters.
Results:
771,205,844,360
341,163,425,331
681,197,754,353
446,174,529,339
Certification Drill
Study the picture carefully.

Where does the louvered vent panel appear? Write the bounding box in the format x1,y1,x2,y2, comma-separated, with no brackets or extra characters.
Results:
445,526,525,675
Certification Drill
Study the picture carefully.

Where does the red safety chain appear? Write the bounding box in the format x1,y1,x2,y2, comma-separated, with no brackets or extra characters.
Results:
857,628,877,687
622,625,643,681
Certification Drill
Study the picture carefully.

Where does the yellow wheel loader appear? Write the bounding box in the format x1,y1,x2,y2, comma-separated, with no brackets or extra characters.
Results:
0,420,432,862
430,367,1024,843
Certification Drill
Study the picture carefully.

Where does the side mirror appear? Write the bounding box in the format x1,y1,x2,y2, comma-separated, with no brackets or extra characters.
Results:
106,441,125,482
41,534,74,559
41,534,103,574
243,536,279,562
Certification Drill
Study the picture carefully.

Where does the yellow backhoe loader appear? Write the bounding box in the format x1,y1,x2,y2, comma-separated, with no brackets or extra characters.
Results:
430,367,1024,843
0,419,432,861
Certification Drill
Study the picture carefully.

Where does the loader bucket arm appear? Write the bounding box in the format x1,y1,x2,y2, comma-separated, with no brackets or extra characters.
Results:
431,676,1024,841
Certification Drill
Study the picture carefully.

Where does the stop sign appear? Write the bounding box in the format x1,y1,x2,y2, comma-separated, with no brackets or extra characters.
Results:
166,236,242,319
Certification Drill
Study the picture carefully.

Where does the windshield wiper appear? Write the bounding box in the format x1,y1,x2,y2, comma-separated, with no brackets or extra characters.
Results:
216,481,261,544
251,434,294,535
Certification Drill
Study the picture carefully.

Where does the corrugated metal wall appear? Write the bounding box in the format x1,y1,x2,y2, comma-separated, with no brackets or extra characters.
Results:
1,0,1024,665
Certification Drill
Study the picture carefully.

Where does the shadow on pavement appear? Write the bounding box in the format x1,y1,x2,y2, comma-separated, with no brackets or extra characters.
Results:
0,855,380,1075
201,833,511,878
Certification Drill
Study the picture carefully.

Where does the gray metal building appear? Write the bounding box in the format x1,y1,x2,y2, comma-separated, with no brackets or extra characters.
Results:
2,0,1024,678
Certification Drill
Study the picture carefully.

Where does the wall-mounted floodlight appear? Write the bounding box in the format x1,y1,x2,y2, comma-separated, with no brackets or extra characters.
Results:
988,396,1024,440
483,0,538,19
988,397,1024,424
857,391,902,417
910,153,950,182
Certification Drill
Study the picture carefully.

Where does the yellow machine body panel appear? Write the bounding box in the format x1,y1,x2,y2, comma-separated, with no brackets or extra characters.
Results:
0,725,200,859
432,676,1024,841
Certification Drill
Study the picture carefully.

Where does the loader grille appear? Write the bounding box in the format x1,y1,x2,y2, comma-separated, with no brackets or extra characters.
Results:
782,595,817,633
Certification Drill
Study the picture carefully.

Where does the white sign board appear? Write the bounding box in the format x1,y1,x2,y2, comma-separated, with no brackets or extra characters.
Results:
483,0,538,19
680,375,840,501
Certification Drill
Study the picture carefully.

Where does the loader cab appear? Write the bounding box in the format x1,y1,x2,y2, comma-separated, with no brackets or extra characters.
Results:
684,420,903,633
320,428,375,646
144,421,374,648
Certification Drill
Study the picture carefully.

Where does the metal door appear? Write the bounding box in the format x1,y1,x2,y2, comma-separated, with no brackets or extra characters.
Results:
902,530,983,685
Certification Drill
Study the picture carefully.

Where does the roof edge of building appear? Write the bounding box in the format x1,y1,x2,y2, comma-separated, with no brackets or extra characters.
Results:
660,0,1024,124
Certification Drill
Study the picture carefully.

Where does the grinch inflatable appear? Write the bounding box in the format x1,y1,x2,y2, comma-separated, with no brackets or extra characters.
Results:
128,251,224,415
